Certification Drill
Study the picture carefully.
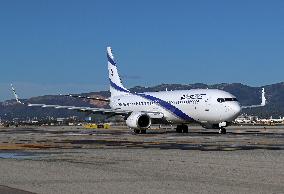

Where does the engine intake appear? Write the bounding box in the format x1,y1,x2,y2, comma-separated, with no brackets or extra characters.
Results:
126,112,151,129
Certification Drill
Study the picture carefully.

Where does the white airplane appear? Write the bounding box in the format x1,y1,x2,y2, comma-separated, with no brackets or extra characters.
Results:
12,47,266,134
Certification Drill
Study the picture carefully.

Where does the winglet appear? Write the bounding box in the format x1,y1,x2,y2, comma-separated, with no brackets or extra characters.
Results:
11,84,23,104
261,88,266,106
241,88,267,109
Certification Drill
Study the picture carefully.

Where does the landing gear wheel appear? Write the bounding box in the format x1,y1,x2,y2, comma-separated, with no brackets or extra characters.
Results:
134,129,141,134
176,126,182,133
183,127,188,133
134,129,147,134
219,128,226,134
176,125,189,133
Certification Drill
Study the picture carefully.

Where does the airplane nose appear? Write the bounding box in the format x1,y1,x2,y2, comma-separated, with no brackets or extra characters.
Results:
231,103,241,115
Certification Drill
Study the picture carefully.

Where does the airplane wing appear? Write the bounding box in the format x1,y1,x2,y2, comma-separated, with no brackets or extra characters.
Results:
27,103,130,114
241,88,267,109
27,103,164,118
10,84,164,118
10,84,125,114
60,94,110,102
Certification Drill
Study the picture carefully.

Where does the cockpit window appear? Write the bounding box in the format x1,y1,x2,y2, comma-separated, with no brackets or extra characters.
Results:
225,98,238,101
217,98,225,103
217,98,238,103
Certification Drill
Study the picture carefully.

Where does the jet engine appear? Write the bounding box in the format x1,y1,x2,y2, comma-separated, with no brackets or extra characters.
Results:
126,112,151,129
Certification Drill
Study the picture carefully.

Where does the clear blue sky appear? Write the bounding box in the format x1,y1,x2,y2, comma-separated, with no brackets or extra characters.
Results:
0,0,283,101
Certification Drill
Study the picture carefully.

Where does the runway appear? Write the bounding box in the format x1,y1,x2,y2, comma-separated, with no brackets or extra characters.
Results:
0,125,283,194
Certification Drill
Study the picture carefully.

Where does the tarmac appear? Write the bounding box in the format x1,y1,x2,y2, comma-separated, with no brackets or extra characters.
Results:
0,125,283,194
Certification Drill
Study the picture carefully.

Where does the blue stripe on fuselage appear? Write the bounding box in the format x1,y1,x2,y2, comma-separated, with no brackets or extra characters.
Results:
137,93,193,121
109,80,192,121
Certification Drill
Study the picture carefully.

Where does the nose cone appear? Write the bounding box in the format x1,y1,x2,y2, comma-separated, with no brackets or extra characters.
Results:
230,102,241,120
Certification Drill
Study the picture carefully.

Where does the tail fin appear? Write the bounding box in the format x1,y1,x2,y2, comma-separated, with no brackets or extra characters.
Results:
107,47,129,97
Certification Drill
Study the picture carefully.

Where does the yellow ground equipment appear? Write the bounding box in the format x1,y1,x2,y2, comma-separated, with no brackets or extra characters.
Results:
83,123,110,129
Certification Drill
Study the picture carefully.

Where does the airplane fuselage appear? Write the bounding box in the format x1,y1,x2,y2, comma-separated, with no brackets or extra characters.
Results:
110,89,241,126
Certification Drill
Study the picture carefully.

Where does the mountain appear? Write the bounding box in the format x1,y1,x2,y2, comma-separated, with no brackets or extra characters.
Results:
1,82,284,120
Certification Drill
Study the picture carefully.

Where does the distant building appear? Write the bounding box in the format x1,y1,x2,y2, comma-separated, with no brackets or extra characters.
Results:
235,114,284,125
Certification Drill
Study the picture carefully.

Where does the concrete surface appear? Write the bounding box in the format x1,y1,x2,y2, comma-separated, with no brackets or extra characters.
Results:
0,125,283,194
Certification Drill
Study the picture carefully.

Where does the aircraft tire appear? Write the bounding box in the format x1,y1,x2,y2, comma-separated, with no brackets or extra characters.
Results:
176,126,182,133
181,125,188,133
183,127,188,133
219,128,226,134
134,129,141,134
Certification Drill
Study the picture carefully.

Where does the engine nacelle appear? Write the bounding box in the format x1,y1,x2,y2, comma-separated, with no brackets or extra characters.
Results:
126,112,151,129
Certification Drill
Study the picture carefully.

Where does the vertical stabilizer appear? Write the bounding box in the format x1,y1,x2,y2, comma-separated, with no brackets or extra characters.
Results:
107,47,129,97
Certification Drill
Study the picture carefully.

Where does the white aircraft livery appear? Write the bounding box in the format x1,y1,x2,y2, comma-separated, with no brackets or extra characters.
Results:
13,47,266,134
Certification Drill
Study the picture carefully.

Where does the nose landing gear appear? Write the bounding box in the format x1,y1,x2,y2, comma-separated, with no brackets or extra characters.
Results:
218,122,227,134
219,128,227,134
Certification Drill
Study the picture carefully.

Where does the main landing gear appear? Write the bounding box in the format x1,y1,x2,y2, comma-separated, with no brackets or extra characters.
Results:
176,125,189,133
218,128,227,134
218,122,227,134
134,129,147,134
